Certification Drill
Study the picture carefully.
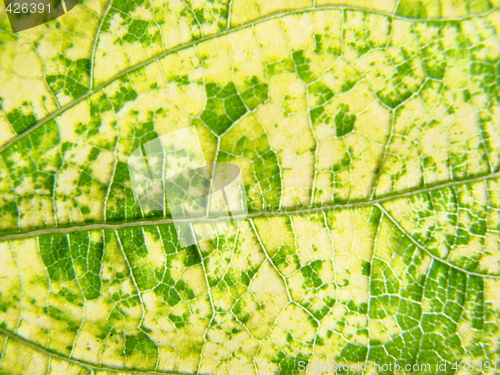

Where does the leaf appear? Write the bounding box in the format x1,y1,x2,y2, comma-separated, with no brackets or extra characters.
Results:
0,0,499,373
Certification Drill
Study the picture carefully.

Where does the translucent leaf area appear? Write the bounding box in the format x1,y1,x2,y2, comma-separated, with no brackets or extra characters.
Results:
0,0,499,373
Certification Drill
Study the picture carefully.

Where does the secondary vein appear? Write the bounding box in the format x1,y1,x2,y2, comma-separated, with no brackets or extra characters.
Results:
0,6,495,154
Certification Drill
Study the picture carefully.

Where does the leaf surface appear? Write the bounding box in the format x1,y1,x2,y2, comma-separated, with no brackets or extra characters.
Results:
0,0,499,373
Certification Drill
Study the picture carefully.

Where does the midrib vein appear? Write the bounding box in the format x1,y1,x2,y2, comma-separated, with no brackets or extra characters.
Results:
0,6,496,154
0,171,498,242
